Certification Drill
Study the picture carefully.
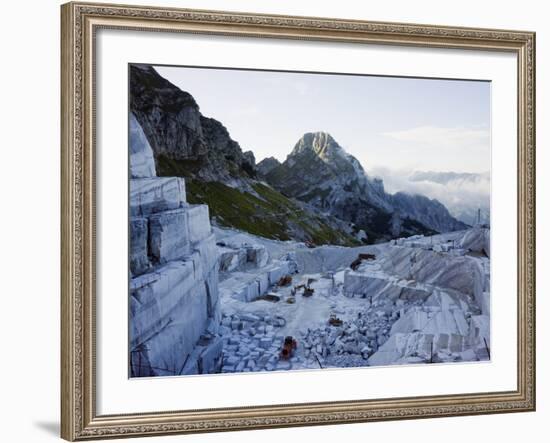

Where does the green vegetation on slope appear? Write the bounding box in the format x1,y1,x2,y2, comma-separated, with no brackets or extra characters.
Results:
156,156,358,246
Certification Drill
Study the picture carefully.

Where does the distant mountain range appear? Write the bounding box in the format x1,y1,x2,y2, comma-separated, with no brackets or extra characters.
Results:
369,168,490,226
130,64,470,245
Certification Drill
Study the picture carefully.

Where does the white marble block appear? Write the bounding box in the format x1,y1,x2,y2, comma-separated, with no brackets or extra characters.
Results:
193,233,219,275
130,217,150,276
130,260,206,351
149,208,191,264
129,113,157,178
186,204,211,243
343,271,391,298
130,177,186,217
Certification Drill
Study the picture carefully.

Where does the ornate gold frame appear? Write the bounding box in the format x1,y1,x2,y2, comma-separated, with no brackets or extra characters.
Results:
61,1,536,440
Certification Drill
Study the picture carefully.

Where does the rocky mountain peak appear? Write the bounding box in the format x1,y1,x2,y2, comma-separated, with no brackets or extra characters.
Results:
283,132,365,181
290,132,363,171
257,157,281,176
292,132,340,158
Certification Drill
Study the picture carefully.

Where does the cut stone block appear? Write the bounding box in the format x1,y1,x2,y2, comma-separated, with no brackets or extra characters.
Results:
130,177,186,217
267,261,290,286
192,233,219,275
219,248,247,273
480,291,491,316
130,260,208,352
187,204,211,243
149,208,190,264
344,271,390,298
204,267,220,318
246,245,269,268
390,308,429,335
130,217,149,276
369,332,434,366
469,315,490,349
199,336,224,374
381,247,485,299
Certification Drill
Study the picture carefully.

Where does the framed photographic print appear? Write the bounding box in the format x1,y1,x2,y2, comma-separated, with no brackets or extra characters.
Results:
61,1,536,440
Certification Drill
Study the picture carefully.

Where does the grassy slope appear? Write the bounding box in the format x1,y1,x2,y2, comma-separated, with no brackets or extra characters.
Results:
156,155,358,246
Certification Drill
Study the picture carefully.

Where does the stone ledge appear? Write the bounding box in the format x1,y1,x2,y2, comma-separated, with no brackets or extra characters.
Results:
130,217,150,277
149,208,191,264
130,177,186,217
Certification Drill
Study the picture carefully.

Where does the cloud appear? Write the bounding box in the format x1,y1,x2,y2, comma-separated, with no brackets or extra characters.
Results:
382,125,490,150
367,166,490,224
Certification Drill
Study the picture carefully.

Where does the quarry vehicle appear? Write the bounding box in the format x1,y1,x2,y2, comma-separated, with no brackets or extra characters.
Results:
280,336,297,360
278,275,292,286
257,293,280,303
350,253,377,270
329,314,343,327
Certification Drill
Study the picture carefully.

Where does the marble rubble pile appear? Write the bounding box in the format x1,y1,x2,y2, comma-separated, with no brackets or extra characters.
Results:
129,114,223,377
218,311,304,372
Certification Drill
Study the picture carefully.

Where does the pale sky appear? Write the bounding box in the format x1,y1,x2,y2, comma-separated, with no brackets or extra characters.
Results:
155,65,491,174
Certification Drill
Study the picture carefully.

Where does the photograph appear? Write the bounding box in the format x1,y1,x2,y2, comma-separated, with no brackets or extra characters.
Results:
128,63,491,378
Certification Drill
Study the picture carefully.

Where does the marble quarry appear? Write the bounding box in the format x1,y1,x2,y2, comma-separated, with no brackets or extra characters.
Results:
127,114,491,376
215,229,490,373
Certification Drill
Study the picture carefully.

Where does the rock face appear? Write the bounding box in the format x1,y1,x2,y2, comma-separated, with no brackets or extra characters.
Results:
257,156,281,176
265,132,468,241
390,192,466,234
130,64,256,183
129,117,222,377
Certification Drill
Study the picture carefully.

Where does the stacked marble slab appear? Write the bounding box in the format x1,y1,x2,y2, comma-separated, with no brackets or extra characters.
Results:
129,114,222,377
